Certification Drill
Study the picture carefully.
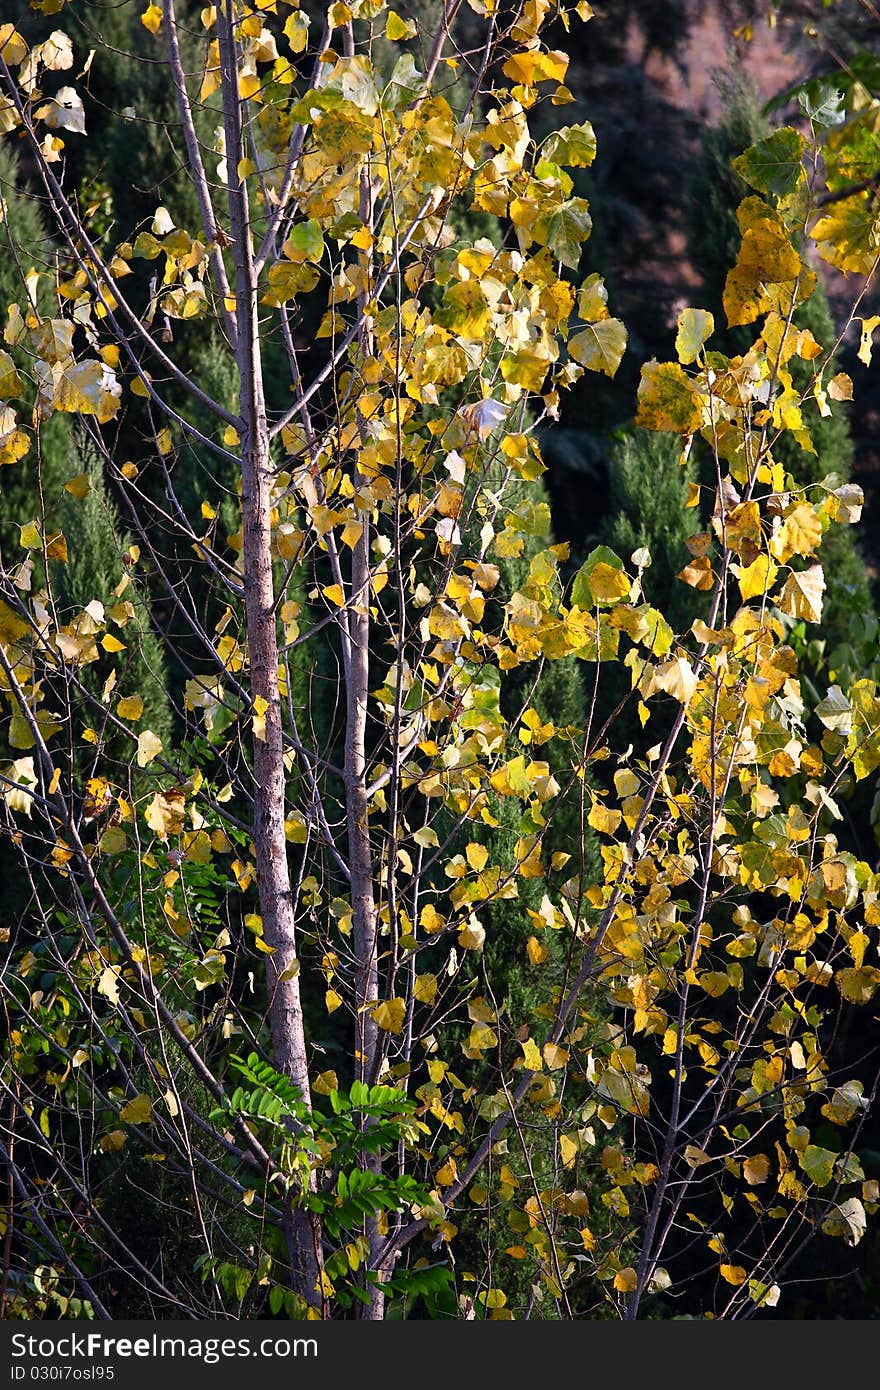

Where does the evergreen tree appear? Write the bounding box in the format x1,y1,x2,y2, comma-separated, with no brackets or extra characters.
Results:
607,428,701,634
54,439,172,752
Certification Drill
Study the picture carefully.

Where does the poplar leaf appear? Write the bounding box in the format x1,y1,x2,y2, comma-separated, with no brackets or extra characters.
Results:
120,1093,153,1124
371,997,406,1033
858,315,880,366
654,656,699,706
636,360,703,434
140,4,163,33
136,730,163,767
737,553,777,600
778,565,825,624
675,308,714,365
569,318,627,378
732,127,806,198
743,1153,770,1185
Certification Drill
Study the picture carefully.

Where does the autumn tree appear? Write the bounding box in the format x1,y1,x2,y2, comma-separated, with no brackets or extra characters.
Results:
2,1,880,1324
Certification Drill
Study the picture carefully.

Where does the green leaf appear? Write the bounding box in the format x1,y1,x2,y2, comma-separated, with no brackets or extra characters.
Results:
733,127,806,199
798,1144,836,1187
543,121,597,169
543,198,592,269
283,219,325,264
384,54,425,109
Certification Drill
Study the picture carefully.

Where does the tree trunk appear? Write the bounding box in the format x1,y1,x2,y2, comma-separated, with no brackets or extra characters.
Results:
218,0,324,1313
346,155,385,1319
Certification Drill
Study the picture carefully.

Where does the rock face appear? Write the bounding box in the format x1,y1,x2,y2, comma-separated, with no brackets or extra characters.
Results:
628,2,801,122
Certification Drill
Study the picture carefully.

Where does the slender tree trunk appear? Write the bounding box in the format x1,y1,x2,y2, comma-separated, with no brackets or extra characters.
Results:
218,0,323,1312
346,518,380,1085
346,155,385,1319
346,475,386,1321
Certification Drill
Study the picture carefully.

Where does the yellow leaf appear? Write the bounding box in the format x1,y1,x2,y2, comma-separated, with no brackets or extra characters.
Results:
284,813,308,844
64,472,91,500
325,988,343,1014
252,693,269,742
145,788,185,841
527,935,549,965
521,1037,543,1070
720,1264,747,1286
772,503,822,562
283,10,310,52
140,4,163,33
466,841,488,871
778,565,825,624
568,319,627,378
560,1133,579,1168
675,307,714,365
45,532,67,562
614,1267,638,1292
587,561,630,604
836,966,880,1005
677,555,714,590
97,966,120,1004
420,903,444,934
136,730,163,768
313,1070,339,1094
371,997,406,1033
636,360,703,435
588,800,622,835
737,553,777,601
120,1092,153,1124
458,919,486,950
543,1042,569,1070
684,1145,712,1166
0,25,28,66
502,48,569,85
414,973,437,1003
828,372,853,401
386,10,417,40
858,315,880,366
743,1153,770,1185
654,656,699,705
